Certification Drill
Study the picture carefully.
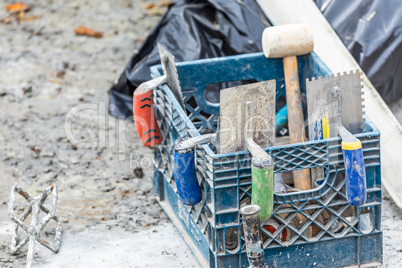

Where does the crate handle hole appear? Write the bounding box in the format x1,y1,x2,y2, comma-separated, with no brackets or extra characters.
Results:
225,227,239,253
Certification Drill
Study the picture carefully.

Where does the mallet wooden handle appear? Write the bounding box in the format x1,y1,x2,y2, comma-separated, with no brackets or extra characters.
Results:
283,55,312,190
262,24,315,190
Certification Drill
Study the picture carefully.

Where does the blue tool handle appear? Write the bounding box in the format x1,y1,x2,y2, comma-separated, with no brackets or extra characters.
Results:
173,149,202,206
275,105,288,134
275,103,305,134
342,140,367,206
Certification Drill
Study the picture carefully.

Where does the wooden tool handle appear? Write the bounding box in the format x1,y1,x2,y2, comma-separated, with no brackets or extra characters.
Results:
293,169,311,190
133,87,163,147
283,55,312,190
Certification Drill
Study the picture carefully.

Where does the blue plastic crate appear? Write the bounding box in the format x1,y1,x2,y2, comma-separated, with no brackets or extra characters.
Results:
150,52,382,268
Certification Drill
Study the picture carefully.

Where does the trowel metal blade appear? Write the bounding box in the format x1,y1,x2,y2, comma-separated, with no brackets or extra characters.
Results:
218,80,276,154
306,70,365,138
157,43,185,110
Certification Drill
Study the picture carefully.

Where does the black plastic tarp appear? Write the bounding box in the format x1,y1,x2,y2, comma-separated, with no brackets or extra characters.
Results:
315,0,402,104
109,0,271,118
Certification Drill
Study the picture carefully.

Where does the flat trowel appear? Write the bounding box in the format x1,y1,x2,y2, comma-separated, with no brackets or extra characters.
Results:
219,80,276,222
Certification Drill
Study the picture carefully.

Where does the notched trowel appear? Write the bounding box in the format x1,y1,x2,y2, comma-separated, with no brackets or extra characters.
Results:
306,70,367,206
133,43,185,147
306,70,365,137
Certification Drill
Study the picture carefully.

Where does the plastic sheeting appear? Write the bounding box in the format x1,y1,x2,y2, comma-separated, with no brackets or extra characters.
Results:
109,0,271,118
315,0,402,104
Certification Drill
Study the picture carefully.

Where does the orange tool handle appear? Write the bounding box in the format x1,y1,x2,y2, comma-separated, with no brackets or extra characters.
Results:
283,55,312,190
133,87,163,147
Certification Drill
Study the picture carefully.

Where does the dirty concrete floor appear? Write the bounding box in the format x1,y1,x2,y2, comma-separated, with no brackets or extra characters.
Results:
0,0,401,267
0,0,198,267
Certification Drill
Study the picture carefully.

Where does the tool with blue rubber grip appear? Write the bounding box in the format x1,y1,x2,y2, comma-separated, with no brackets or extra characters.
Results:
332,86,366,206
173,134,216,206
306,71,366,206
339,125,367,206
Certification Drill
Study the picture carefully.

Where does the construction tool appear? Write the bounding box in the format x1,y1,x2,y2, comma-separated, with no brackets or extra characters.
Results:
173,133,216,206
246,101,274,222
240,205,270,268
219,80,276,222
306,71,366,206
8,184,62,268
133,43,185,147
306,71,364,137
338,124,367,206
333,86,366,206
262,24,314,190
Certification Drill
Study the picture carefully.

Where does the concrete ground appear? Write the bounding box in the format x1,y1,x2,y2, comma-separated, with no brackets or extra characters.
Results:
0,0,400,267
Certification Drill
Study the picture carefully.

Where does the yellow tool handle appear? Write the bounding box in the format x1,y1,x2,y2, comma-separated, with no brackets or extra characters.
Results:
323,113,330,139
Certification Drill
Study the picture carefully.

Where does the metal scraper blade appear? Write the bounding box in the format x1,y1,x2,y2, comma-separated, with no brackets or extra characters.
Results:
306,70,365,139
157,43,185,111
218,80,276,154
